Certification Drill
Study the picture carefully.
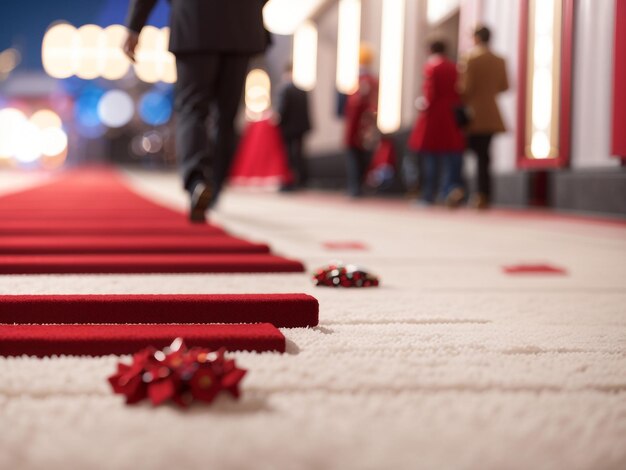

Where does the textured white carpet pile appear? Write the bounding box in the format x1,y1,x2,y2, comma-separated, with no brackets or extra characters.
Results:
0,169,625,470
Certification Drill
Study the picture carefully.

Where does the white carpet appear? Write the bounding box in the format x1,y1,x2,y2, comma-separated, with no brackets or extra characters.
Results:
0,168,625,470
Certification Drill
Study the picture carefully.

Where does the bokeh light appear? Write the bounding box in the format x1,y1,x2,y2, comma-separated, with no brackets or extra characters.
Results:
97,89,134,128
102,25,131,80
134,26,164,84
0,108,28,159
76,24,104,80
30,109,63,130
40,127,69,157
42,23,79,79
75,86,106,138
245,69,271,120
139,90,172,126
13,121,42,164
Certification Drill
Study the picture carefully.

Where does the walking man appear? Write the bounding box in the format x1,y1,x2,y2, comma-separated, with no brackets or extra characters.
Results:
123,0,270,222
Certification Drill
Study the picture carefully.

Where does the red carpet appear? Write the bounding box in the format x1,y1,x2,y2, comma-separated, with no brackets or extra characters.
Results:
0,168,312,356
503,264,567,275
0,323,285,356
0,294,319,327
0,220,227,236
0,236,270,255
0,168,305,274
0,253,304,274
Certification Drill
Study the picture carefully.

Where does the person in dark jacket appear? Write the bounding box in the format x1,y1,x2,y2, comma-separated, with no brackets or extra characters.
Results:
276,63,312,190
123,0,271,222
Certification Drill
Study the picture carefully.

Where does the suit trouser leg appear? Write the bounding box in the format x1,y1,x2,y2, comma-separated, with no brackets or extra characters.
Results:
175,53,249,196
213,55,250,197
467,134,493,199
174,54,219,192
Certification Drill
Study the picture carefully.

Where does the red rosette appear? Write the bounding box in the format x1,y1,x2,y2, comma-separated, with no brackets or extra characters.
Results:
312,262,380,288
108,339,247,407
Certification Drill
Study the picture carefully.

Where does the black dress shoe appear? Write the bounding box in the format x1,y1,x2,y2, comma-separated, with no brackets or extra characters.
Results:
189,181,212,223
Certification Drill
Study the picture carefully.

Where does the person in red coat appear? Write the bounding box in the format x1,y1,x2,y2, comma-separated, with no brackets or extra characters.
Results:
407,40,466,206
344,45,379,197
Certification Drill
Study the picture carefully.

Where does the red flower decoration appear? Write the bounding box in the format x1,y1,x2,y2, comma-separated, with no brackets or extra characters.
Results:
108,339,247,407
313,262,380,288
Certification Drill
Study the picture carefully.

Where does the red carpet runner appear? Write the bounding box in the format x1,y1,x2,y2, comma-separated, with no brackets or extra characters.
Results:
0,324,285,356
0,168,304,274
0,294,319,328
0,168,315,356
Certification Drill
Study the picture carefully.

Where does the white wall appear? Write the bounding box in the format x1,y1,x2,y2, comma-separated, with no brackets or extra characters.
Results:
571,0,619,169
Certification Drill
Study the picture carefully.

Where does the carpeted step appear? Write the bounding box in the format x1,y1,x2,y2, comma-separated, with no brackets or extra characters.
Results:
0,323,285,356
0,236,271,255
0,253,305,274
0,294,319,327
0,220,227,236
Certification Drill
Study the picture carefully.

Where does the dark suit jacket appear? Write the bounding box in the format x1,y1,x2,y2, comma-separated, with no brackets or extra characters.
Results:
277,82,312,139
126,0,270,54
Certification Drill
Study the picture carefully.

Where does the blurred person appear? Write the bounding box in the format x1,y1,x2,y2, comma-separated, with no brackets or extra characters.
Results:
459,25,509,210
276,63,312,191
123,0,270,222
407,39,465,206
344,44,379,198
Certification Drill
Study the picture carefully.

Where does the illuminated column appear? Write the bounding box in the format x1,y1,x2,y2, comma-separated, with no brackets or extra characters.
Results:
518,0,574,167
293,21,318,91
336,0,361,94
377,0,406,134
528,0,560,159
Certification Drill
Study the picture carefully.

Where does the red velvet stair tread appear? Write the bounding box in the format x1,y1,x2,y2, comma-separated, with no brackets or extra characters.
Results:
0,294,318,327
0,254,304,274
0,323,285,356
0,236,270,255
0,221,227,236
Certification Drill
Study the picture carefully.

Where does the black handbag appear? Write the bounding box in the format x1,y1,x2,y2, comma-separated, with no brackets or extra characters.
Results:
453,105,471,128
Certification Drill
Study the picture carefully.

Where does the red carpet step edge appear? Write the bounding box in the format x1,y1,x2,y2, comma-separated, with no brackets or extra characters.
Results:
0,254,305,274
0,221,228,236
0,294,319,328
0,323,285,356
0,236,271,255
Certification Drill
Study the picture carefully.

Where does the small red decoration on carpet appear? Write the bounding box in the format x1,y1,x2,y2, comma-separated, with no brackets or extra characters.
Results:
108,338,246,407
313,262,380,288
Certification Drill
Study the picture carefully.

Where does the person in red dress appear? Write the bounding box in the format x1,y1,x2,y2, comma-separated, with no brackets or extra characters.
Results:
344,45,379,197
407,40,466,206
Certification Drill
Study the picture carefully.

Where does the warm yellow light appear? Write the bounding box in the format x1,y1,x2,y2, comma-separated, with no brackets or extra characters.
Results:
0,108,27,159
377,0,406,134
336,0,361,94
134,26,174,84
527,0,560,159
134,26,163,83
245,69,271,120
30,109,63,130
102,25,131,80
42,23,79,79
531,131,551,159
0,48,21,75
263,0,325,35
160,28,177,84
40,127,68,157
76,24,104,80
293,21,318,91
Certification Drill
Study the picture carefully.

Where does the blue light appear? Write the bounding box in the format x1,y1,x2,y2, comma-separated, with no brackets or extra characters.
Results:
139,90,173,126
75,85,106,138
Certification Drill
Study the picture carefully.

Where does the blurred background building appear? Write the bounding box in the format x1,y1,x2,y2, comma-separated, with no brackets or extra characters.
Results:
1,0,624,215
